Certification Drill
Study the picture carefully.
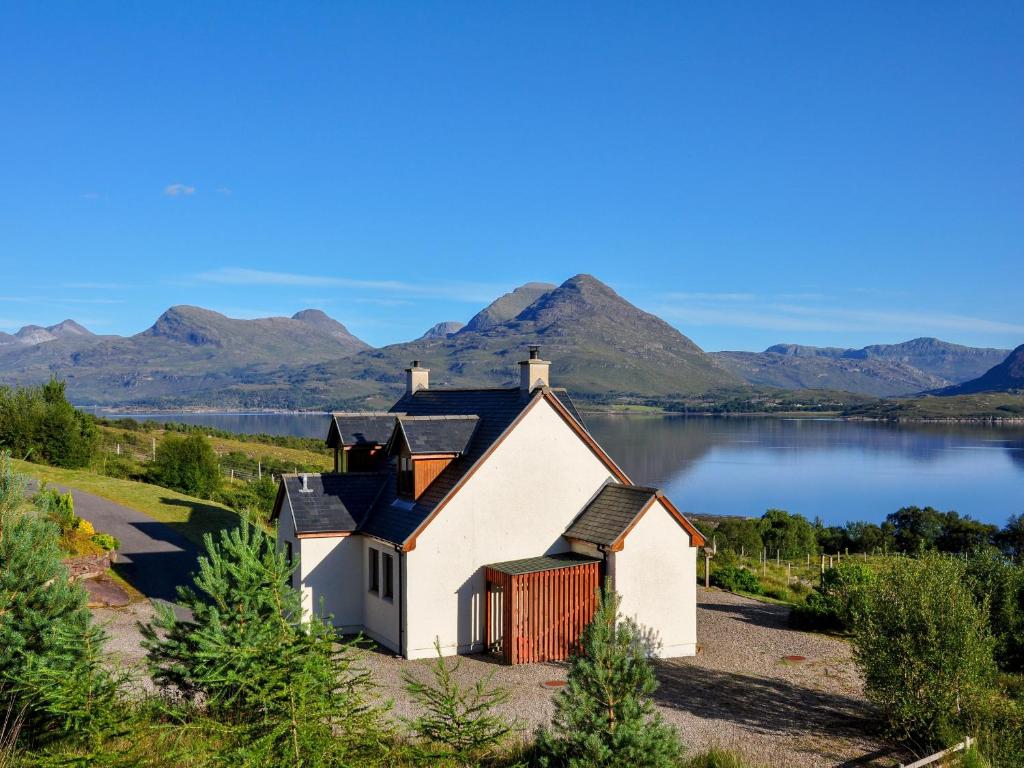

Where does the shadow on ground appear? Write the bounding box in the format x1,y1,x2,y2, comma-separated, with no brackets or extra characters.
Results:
699,599,794,630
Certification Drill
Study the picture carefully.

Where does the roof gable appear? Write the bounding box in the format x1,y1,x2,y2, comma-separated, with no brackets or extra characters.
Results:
396,415,479,455
328,412,399,448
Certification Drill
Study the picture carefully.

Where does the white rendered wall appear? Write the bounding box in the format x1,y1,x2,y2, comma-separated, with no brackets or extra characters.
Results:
404,398,617,659
298,535,363,631
611,499,698,658
362,537,401,651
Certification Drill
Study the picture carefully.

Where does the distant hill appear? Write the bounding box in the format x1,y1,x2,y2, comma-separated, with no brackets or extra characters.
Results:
713,338,1009,397
933,344,1024,395
418,321,465,340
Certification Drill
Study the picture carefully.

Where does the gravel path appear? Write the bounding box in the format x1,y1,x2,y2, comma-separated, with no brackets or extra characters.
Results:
97,589,901,767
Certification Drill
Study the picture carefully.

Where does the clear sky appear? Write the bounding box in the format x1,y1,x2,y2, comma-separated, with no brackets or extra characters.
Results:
1,2,1021,352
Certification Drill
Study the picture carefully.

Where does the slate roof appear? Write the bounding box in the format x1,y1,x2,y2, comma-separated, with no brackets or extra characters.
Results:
286,386,602,546
328,412,399,447
281,472,389,534
485,552,602,576
563,484,660,547
396,415,479,455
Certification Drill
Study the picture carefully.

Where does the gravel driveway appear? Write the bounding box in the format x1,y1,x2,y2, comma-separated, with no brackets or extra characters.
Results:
97,588,900,767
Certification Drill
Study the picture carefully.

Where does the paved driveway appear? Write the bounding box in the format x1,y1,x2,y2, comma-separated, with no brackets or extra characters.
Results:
48,483,200,603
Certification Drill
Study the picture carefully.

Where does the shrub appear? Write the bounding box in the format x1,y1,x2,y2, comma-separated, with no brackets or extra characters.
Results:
402,639,514,764
90,533,119,552
536,581,683,767
711,565,762,595
148,433,221,498
790,562,875,632
964,554,1024,674
852,553,996,751
684,748,762,768
33,487,76,535
74,518,95,538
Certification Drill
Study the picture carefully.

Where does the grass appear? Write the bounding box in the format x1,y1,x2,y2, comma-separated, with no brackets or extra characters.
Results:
97,424,333,470
12,459,240,548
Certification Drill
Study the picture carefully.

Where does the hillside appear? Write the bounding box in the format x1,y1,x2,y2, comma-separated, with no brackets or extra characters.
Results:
933,344,1024,395
713,338,1009,397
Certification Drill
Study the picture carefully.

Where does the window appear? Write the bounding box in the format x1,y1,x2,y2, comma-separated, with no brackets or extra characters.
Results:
397,455,414,497
382,553,394,600
368,547,379,594
285,541,294,587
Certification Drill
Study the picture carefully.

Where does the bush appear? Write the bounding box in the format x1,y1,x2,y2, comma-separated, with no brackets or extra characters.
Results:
684,748,762,768
536,581,683,767
711,518,762,557
148,433,221,498
75,518,95,538
790,562,875,632
90,533,119,552
852,553,996,751
711,565,762,595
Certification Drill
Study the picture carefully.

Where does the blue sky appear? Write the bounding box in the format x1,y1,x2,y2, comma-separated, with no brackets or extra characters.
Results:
1,2,1021,351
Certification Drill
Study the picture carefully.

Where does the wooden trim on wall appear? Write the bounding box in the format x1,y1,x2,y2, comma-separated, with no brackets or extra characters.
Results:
297,531,352,539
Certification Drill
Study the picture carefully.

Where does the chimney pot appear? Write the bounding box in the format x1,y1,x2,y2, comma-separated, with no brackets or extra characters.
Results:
529,345,540,360
299,473,312,493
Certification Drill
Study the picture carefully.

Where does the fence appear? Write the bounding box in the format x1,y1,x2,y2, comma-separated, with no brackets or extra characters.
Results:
98,439,290,485
899,736,974,768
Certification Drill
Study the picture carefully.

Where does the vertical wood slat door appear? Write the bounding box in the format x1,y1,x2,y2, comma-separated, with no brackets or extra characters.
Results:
485,562,599,665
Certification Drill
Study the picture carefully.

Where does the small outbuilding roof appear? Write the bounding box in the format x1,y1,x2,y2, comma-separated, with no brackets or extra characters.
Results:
564,483,707,549
485,552,602,576
395,415,480,455
327,412,400,448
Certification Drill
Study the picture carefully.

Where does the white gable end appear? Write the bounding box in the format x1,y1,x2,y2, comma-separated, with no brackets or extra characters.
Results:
404,396,617,658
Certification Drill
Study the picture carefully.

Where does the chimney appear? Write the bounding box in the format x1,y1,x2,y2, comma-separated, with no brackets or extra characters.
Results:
405,360,429,394
299,473,313,493
519,345,550,392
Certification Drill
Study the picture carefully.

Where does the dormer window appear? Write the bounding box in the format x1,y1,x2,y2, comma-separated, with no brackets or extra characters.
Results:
398,455,414,497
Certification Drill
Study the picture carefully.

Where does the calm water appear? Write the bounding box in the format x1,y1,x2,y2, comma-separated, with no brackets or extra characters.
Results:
101,411,1024,527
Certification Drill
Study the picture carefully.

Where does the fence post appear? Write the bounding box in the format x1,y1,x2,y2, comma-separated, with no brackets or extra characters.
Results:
776,549,780,566
821,554,825,574
152,438,156,461
704,552,711,588
258,461,262,480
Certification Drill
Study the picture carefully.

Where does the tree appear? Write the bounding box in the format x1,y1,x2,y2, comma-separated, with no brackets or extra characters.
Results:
758,509,817,559
403,640,514,765
791,561,875,632
996,514,1024,560
886,506,946,553
536,582,683,768
142,523,388,767
149,433,221,498
711,518,762,556
0,380,97,469
0,452,121,747
852,553,996,752
937,512,998,554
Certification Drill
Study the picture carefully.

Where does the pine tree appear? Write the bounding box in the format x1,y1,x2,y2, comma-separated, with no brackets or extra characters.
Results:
143,522,389,767
0,452,123,751
403,639,514,765
536,581,683,768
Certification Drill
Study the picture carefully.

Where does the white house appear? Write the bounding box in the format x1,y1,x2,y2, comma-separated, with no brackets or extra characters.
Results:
273,348,705,663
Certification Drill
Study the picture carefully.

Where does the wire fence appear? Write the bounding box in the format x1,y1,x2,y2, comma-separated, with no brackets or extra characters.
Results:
98,439,295,485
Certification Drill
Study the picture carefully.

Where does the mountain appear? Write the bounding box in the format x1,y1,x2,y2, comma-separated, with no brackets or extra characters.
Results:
47,319,94,339
15,325,59,345
462,282,555,332
274,274,740,409
713,338,1010,397
418,321,465,340
934,344,1024,395
0,307,371,406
